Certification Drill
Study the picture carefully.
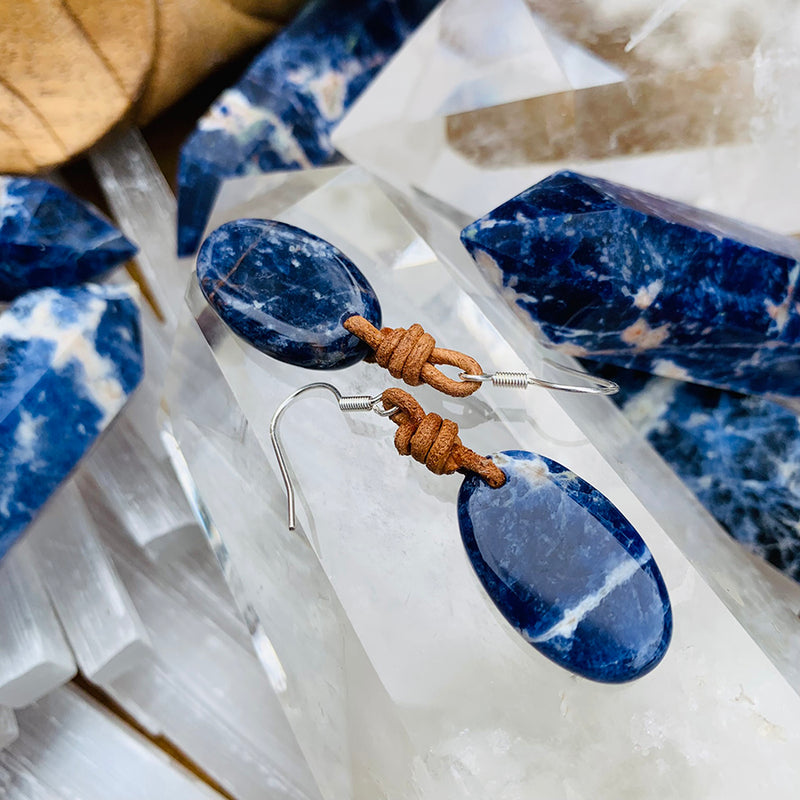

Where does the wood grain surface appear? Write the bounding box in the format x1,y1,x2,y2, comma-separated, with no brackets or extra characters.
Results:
0,0,305,173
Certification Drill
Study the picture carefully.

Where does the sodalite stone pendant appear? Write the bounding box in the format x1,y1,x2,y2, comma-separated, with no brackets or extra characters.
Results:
177,0,439,256
458,451,672,682
0,284,143,558
461,170,800,398
0,176,137,301
197,219,381,369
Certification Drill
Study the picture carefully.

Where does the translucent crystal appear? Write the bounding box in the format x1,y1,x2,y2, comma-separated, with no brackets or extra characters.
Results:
90,128,190,332
1,686,220,799
80,414,201,559
80,475,324,800
334,0,800,235
166,166,800,799
0,542,76,708
0,707,18,750
28,482,150,684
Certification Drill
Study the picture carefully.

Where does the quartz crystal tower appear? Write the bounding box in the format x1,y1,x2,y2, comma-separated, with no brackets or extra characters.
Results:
166,165,800,800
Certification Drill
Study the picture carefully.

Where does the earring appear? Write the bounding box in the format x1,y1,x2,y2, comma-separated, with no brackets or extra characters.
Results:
270,383,672,684
196,219,618,397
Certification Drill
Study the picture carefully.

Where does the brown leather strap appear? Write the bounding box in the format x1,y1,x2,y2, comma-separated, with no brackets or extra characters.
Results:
382,388,506,488
344,315,483,397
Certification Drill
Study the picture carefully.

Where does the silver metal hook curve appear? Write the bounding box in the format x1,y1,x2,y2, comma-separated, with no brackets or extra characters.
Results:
270,383,343,532
459,359,618,396
270,383,394,531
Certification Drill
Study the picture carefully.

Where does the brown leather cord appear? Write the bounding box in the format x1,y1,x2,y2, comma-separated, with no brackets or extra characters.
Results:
382,387,506,488
343,315,483,397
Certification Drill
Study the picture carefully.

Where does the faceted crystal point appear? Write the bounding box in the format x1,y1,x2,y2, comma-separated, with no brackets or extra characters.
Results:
0,284,143,558
461,170,800,398
196,219,381,369
458,451,672,682
176,0,440,256
0,176,137,301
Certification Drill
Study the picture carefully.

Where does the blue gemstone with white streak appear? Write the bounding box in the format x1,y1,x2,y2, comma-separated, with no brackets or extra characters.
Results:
0,284,143,558
458,451,671,682
177,0,439,256
197,219,381,369
461,170,800,398
0,176,136,301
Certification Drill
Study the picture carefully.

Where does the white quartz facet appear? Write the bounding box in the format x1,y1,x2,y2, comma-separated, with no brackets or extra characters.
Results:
0,707,18,750
90,128,192,331
0,541,77,708
0,686,221,799
28,482,150,685
81,486,324,800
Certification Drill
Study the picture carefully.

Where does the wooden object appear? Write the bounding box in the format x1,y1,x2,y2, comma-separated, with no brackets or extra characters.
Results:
0,0,304,173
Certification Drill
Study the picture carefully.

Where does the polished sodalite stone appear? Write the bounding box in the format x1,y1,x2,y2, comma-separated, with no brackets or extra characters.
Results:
458,451,671,682
594,361,800,583
0,176,137,301
461,170,800,398
0,284,143,558
177,0,439,256
197,219,381,369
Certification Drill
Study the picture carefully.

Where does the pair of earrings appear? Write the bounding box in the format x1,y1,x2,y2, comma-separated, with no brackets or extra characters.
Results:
197,218,672,683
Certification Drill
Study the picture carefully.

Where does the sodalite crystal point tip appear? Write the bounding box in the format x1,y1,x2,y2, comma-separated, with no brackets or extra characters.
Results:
0,176,137,301
0,283,143,558
177,0,440,256
197,219,381,369
458,450,671,682
461,170,800,398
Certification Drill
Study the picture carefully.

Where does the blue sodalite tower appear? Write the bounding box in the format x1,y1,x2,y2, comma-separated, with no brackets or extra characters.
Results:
177,0,439,256
461,170,800,398
0,177,136,301
0,284,143,557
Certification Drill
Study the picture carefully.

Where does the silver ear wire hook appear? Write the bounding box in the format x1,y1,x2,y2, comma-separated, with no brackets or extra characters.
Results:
460,358,618,396
270,383,395,531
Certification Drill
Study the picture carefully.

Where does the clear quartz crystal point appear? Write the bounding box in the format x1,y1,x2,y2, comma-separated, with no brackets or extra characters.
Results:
0,542,77,708
333,0,800,235
80,413,201,559
166,166,800,799
81,485,324,800
28,482,150,685
90,128,190,332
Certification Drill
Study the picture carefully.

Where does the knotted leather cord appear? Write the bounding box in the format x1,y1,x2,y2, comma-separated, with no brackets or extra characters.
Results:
343,315,483,397
381,387,506,488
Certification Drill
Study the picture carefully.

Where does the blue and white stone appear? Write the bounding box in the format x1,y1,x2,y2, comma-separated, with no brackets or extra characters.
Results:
461,170,800,398
0,176,137,301
458,451,672,682
596,362,800,583
197,219,381,369
0,284,143,558
177,0,440,256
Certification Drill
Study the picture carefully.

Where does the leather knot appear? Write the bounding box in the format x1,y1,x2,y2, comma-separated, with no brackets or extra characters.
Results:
343,315,483,397
382,388,506,488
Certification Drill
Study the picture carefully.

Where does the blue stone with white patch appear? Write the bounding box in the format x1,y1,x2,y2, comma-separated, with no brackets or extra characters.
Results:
458,450,672,682
0,284,143,558
461,170,800,398
0,176,137,301
177,0,440,256
197,219,381,369
594,361,800,584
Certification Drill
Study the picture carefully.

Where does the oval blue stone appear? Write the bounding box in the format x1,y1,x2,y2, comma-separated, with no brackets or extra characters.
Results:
458,451,672,682
197,219,381,369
